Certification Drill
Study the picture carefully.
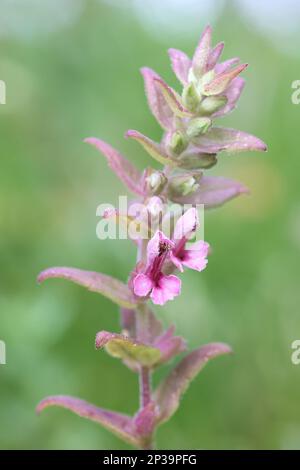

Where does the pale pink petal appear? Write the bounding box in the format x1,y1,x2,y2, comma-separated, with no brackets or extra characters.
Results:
133,274,153,297
173,207,199,242
151,274,181,305
169,252,184,272
181,241,209,272
168,48,191,85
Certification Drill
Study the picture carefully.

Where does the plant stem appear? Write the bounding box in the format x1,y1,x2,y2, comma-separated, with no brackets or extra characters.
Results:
139,366,151,408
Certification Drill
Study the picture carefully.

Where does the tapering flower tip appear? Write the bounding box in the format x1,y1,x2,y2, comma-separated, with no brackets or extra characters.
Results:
203,63,248,96
168,48,191,85
37,267,138,309
173,207,199,241
83,137,143,196
126,129,175,166
140,67,174,131
192,25,212,76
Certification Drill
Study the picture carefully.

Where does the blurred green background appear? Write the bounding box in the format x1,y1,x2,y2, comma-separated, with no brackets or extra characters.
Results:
1,0,300,450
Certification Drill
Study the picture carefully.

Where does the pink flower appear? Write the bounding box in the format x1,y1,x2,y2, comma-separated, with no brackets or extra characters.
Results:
170,208,209,273
133,231,181,305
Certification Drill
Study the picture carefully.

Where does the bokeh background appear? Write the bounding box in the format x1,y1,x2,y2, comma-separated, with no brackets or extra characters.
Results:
1,0,300,450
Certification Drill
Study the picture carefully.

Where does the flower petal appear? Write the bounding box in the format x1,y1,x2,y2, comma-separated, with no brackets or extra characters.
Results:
170,175,249,209
181,240,209,272
141,67,174,131
133,273,153,297
84,137,143,196
173,207,199,242
37,395,138,447
168,48,191,85
151,274,181,305
37,267,137,309
155,343,232,424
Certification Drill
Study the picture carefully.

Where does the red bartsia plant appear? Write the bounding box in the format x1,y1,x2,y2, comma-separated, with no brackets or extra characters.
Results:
36,26,267,449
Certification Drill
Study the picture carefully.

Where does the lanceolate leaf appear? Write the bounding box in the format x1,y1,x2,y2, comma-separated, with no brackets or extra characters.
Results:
84,137,143,196
192,127,268,154
153,78,192,118
170,175,249,209
95,330,161,367
126,130,176,166
36,395,139,447
203,64,248,96
141,67,174,131
168,48,191,85
37,267,138,309
155,343,232,424
192,25,212,76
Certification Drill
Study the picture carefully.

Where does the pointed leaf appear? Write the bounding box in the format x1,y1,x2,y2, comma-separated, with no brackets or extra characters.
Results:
153,78,192,118
203,64,248,96
215,57,240,74
141,67,174,131
95,330,161,367
207,42,224,70
84,137,143,196
168,48,191,85
170,175,249,209
155,343,232,424
192,25,212,76
192,127,268,154
126,130,176,166
37,395,138,447
213,77,245,118
153,325,187,365
37,267,138,309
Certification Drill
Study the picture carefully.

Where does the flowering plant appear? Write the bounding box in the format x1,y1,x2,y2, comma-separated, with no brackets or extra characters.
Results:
36,26,266,449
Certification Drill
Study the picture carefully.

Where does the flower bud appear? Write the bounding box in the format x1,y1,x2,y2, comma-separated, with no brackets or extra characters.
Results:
186,117,212,139
178,151,217,170
144,169,167,195
167,173,202,197
182,82,201,112
198,95,228,115
168,130,188,155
